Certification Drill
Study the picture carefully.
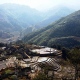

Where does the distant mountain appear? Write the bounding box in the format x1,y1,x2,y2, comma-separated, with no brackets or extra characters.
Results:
34,6,75,29
0,3,43,42
0,4,75,35
0,4,77,43
23,6,75,35
0,31,13,39
0,8,22,32
43,6,75,18
23,10,80,48
0,3,43,29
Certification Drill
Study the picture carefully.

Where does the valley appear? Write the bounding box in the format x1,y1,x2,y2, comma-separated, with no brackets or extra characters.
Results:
0,3,75,43
0,2,80,80
23,10,80,48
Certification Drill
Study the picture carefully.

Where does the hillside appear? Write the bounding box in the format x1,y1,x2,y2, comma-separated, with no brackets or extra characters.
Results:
0,8,22,42
0,4,75,37
21,6,75,36
23,10,80,48
34,6,74,29
0,8,22,31
0,3,43,29
0,4,77,43
0,3,43,42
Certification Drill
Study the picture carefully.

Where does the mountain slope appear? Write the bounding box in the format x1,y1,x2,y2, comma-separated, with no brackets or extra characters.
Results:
33,6,75,29
22,6,75,35
0,3,43,29
0,8,22,31
23,10,80,48
0,8,22,42
0,4,75,37
0,3,43,42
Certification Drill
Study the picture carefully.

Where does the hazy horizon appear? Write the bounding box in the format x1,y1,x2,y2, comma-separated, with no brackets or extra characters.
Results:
0,0,80,12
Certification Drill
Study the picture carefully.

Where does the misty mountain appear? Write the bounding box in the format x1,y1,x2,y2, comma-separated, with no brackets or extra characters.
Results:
23,6,75,35
0,3,76,43
0,3,43,42
23,10,80,48
0,4,75,33
0,8,22,32
0,31,13,39
0,3,43,29
34,6,75,29
43,6,74,18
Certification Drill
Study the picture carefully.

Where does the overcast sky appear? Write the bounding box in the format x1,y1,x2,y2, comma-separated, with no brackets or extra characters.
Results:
0,0,80,11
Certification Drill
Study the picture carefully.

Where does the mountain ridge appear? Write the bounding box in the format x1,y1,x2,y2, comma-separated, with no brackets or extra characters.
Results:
23,10,80,48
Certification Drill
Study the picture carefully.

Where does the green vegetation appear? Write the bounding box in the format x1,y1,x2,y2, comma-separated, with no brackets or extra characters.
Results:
23,10,80,48
33,72,50,80
5,69,12,74
0,42,80,80
1,3,80,80
10,75,18,80
67,47,80,80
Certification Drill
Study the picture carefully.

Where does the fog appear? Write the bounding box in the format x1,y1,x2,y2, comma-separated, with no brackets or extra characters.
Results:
0,0,80,11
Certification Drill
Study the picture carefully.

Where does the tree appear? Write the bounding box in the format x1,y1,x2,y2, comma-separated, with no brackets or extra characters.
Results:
10,75,18,80
33,72,50,80
0,43,5,47
62,48,70,60
67,47,80,80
